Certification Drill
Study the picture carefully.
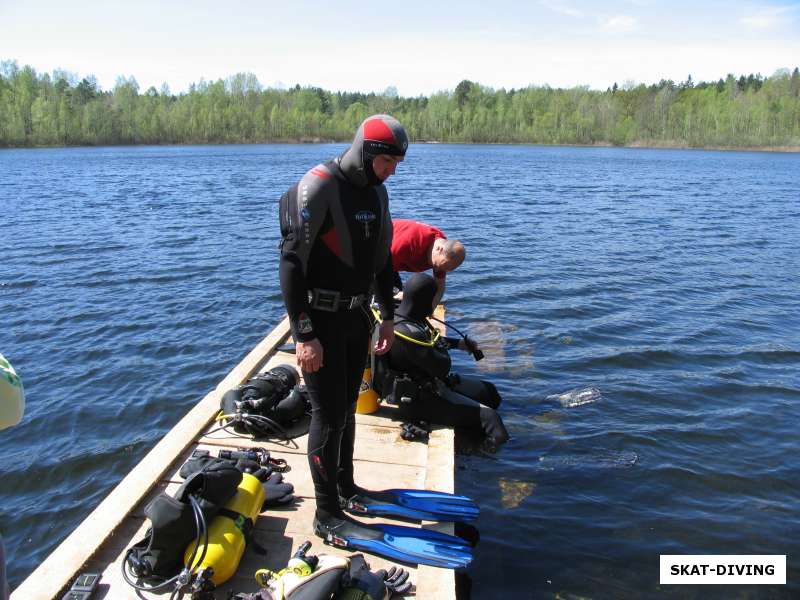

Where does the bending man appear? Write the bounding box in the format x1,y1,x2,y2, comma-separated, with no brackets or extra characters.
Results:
391,219,465,307
279,115,405,531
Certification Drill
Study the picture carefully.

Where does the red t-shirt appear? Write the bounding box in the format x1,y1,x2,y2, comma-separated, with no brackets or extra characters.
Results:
391,219,447,280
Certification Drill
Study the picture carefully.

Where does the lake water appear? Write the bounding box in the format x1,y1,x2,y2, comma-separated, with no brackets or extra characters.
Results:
1,143,798,598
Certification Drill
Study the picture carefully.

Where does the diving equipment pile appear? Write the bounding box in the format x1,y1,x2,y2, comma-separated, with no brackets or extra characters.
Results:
216,365,311,440
122,447,296,597
232,540,412,600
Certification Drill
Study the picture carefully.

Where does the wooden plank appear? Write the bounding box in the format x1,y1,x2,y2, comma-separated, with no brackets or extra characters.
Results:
200,421,428,466
416,427,457,599
415,306,457,600
11,318,292,600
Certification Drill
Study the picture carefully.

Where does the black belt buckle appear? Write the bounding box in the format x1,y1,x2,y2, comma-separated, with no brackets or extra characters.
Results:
310,288,340,312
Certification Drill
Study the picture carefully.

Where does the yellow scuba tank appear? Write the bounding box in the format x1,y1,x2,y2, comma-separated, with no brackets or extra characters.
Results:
184,471,265,586
356,365,380,414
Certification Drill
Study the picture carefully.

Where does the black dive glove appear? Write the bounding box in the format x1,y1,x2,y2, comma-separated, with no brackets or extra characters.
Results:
345,554,412,598
377,565,412,596
263,471,295,507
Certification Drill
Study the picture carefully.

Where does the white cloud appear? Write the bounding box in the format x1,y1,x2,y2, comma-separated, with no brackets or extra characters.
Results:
739,5,795,29
600,15,638,32
539,0,584,18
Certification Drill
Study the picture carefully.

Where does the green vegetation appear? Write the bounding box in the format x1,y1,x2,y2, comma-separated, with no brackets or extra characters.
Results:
1,60,799,149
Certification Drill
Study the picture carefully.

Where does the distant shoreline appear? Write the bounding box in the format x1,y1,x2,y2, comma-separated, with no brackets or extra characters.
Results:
3,139,799,153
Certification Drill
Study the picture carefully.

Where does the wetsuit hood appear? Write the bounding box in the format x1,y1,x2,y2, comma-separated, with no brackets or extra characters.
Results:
337,114,408,187
398,273,437,322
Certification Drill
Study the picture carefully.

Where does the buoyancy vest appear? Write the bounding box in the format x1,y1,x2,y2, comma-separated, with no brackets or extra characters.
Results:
373,319,452,406
124,458,242,581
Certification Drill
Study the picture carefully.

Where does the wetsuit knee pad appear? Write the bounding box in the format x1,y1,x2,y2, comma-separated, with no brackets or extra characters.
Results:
479,405,510,447
479,380,502,409
449,375,502,410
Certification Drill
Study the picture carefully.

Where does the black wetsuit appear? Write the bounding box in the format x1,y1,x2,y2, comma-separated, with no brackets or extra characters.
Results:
374,274,510,447
279,115,407,519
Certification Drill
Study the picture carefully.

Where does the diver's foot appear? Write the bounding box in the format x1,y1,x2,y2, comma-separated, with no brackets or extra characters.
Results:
313,512,382,546
339,487,398,517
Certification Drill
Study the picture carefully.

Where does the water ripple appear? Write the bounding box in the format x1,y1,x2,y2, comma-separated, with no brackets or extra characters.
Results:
1,144,799,598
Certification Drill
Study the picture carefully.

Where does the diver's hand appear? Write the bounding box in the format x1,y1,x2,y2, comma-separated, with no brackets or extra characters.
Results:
458,337,480,352
460,336,484,361
374,319,395,354
296,338,323,373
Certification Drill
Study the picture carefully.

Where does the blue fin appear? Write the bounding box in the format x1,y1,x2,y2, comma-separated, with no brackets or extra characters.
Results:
314,517,472,569
342,488,480,522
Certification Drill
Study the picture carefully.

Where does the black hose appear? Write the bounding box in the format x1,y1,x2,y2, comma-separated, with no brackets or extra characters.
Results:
394,310,483,360
208,412,300,448
121,493,208,593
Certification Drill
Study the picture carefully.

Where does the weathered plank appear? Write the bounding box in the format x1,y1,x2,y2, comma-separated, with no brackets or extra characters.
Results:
200,422,428,466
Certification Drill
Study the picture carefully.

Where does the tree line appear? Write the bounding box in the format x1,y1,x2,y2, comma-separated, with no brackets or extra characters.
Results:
1,59,799,149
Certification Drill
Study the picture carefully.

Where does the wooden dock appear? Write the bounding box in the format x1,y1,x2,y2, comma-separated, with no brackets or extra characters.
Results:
12,313,457,599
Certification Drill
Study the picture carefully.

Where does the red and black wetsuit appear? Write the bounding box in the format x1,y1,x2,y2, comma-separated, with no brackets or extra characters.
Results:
279,115,407,519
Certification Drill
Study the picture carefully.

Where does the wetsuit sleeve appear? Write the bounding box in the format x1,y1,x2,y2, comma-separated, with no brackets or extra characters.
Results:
278,169,336,342
373,191,395,320
442,336,460,349
374,255,395,320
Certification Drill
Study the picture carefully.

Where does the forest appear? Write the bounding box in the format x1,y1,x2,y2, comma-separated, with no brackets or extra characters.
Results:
1,60,799,149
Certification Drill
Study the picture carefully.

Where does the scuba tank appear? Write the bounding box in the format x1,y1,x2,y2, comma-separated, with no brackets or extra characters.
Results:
184,471,266,588
122,458,243,593
356,365,380,414
221,365,299,417
124,448,293,597
218,365,309,439
356,327,380,415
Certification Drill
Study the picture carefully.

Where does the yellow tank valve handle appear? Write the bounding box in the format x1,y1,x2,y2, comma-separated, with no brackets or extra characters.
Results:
255,568,276,587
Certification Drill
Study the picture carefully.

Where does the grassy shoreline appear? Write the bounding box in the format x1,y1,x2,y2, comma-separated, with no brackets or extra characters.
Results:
2,139,799,153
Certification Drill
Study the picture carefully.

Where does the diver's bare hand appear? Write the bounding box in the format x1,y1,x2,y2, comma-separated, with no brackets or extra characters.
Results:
374,319,395,355
297,338,323,373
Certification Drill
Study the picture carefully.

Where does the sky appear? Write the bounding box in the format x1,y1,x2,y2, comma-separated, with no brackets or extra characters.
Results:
1,0,799,96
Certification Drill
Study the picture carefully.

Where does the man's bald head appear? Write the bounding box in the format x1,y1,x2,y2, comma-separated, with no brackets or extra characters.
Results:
432,238,465,272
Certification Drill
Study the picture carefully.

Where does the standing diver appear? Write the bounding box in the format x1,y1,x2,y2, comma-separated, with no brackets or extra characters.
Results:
372,273,510,449
279,115,473,569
